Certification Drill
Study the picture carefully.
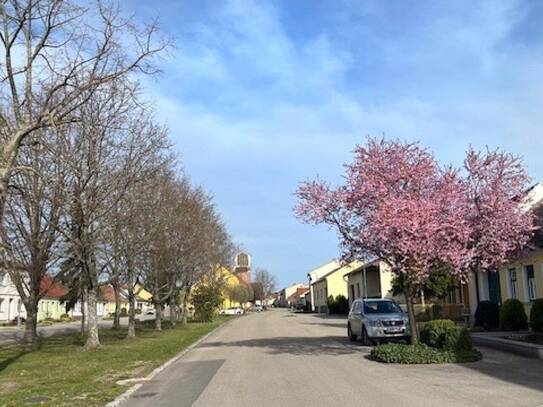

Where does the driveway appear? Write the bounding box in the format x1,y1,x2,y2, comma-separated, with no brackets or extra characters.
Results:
119,309,543,407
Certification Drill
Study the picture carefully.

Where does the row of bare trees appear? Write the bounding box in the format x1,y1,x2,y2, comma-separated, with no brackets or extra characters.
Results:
0,0,234,350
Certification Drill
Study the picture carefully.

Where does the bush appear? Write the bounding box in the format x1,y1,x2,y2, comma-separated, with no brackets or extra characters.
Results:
474,301,500,330
500,299,528,331
420,319,472,351
135,308,143,315
327,295,349,315
370,343,481,364
120,307,128,317
192,285,223,322
59,313,73,322
529,298,543,333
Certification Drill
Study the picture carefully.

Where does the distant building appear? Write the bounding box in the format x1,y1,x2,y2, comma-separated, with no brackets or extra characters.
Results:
277,283,306,307
234,251,251,285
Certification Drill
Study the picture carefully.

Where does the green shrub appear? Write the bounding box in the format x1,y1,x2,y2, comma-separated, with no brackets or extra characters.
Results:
135,308,143,315
327,295,349,315
500,299,528,331
370,343,481,364
529,298,543,333
474,301,500,330
59,313,73,322
420,319,472,351
120,307,128,317
192,285,223,322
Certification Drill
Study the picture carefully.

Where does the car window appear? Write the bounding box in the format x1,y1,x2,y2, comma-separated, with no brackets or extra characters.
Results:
363,300,401,314
352,301,361,313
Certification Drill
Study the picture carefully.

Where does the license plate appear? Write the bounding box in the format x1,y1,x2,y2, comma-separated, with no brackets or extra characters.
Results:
386,327,402,333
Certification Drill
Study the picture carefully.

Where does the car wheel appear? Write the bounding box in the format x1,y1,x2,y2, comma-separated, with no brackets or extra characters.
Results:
348,324,357,342
361,326,373,346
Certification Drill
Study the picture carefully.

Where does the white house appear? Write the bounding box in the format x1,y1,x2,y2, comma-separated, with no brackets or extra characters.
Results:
0,272,26,323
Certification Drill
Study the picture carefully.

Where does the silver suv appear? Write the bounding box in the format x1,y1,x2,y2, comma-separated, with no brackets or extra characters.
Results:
347,298,410,345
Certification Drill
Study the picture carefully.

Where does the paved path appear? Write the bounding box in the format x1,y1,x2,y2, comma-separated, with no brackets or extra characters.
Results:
0,316,155,345
121,309,543,407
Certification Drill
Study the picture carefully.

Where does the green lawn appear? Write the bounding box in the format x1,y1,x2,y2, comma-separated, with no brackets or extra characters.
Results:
0,318,229,406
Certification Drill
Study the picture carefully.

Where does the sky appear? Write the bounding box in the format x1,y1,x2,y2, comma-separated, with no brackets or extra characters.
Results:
123,0,543,288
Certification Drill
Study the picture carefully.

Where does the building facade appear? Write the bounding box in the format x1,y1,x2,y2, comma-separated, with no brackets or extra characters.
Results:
307,260,340,312
345,259,394,305
312,261,362,313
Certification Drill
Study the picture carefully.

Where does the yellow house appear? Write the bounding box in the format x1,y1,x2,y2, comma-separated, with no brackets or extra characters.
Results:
312,261,363,313
469,248,543,317
191,266,248,311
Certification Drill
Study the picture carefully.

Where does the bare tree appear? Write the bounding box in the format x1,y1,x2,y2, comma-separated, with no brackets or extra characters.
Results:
3,128,66,344
58,83,167,350
0,0,166,265
253,268,277,299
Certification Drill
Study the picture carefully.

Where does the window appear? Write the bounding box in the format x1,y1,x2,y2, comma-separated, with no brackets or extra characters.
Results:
356,283,361,298
350,285,355,301
0,298,4,312
509,268,518,299
525,265,536,302
363,300,402,314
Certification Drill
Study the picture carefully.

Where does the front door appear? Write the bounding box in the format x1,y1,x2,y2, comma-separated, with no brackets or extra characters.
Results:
488,272,501,304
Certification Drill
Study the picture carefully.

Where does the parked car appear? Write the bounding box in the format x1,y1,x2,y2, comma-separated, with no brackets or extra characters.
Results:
252,305,263,312
219,307,244,315
292,303,305,312
347,298,410,345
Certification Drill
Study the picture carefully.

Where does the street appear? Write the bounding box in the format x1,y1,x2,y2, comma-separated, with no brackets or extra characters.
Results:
120,309,543,407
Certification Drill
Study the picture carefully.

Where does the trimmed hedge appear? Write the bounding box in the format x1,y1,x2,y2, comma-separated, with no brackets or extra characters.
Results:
419,319,472,351
500,299,528,331
370,343,481,364
530,298,543,333
474,301,500,330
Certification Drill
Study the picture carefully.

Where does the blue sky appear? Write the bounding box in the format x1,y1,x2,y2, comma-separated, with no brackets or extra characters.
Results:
124,0,543,288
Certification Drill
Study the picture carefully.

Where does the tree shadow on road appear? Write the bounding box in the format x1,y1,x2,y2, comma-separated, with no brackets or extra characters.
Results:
201,336,369,356
458,347,543,394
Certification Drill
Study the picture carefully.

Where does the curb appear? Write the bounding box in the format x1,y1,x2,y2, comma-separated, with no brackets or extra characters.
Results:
472,334,543,359
105,318,235,407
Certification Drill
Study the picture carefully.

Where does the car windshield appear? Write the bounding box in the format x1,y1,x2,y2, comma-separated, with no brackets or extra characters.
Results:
363,300,402,314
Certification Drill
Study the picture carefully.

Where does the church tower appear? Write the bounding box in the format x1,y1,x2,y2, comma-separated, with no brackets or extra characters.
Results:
234,252,251,285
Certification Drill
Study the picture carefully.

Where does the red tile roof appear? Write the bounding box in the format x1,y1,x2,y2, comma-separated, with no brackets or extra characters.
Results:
39,276,68,299
99,285,128,303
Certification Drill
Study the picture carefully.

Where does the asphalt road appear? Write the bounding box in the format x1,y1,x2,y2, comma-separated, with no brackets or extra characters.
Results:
120,309,543,407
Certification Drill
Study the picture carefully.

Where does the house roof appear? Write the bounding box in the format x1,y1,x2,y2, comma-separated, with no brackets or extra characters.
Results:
99,285,128,303
312,260,368,284
343,259,381,277
307,259,340,282
39,276,68,299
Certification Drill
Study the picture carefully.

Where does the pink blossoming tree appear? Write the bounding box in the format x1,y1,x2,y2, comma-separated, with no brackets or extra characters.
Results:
463,147,535,300
295,138,535,343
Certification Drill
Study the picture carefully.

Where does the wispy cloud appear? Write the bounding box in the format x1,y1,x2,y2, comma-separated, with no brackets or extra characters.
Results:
129,0,543,285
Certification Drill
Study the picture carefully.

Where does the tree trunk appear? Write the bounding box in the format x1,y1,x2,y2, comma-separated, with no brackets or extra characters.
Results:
84,287,100,350
127,283,136,338
181,288,190,325
169,296,177,327
155,302,162,331
23,298,38,345
81,287,88,335
112,280,121,330
404,289,418,344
